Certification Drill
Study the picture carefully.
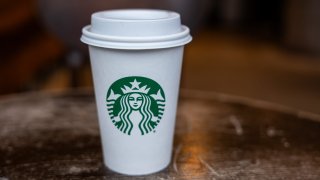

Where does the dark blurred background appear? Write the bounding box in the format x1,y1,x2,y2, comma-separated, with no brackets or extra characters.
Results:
1,0,320,114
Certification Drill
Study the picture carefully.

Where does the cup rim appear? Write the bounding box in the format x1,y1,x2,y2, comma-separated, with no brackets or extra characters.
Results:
81,25,192,50
82,25,190,42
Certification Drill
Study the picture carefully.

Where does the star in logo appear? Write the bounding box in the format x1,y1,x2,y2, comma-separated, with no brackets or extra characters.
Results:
151,90,165,101
107,89,121,100
130,79,141,90
121,79,150,94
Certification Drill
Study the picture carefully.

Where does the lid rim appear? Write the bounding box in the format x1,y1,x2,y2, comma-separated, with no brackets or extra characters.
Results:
81,35,192,50
82,25,189,42
81,25,192,50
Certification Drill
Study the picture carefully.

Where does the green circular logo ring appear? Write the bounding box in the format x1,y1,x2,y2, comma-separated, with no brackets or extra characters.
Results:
106,76,165,136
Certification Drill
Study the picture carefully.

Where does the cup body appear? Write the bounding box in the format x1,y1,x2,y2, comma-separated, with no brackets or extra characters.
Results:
89,45,184,175
81,9,191,175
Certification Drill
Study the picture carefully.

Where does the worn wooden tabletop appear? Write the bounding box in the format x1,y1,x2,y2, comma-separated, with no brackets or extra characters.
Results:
0,90,320,179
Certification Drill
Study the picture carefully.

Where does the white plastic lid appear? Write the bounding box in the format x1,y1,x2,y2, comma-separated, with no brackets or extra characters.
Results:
81,9,192,50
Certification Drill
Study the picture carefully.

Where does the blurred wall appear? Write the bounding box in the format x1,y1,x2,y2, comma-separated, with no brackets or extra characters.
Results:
1,0,320,99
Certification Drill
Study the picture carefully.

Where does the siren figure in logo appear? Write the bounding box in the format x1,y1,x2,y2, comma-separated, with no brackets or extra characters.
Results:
107,78,165,135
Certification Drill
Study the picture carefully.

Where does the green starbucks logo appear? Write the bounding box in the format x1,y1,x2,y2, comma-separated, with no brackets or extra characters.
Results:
106,76,165,135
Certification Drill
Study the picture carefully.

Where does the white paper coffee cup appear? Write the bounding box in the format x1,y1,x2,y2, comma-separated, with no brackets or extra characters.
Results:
81,9,192,175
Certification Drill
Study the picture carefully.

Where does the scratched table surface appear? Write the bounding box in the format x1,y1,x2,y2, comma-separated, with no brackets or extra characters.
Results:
1,90,320,180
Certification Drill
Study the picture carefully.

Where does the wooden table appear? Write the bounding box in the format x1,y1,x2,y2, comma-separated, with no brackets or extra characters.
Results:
1,90,320,179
